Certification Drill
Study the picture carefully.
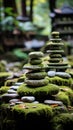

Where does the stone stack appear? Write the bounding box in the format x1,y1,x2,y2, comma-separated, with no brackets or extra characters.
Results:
23,51,48,87
46,32,69,71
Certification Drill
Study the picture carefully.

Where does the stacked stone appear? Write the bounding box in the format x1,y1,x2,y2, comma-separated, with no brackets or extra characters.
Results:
23,51,48,87
46,32,69,71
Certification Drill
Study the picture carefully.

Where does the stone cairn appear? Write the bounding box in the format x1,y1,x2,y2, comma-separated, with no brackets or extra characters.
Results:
23,51,48,87
46,31,69,72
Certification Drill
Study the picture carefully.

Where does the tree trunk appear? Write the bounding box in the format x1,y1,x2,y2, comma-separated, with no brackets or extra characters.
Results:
21,0,27,17
30,0,33,21
49,0,56,12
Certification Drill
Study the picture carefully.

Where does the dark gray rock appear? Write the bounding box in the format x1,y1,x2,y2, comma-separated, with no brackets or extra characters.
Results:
55,72,71,78
21,96,35,103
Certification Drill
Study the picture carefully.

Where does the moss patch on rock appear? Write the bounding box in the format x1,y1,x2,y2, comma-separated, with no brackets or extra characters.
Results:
0,72,11,78
48,76,72,87
0,103,53,130
26,71,47,79
17,83,59,102
5,78,18,86
0,72,12,86
55,91,70,106
51,113,73,130
0,86,9,95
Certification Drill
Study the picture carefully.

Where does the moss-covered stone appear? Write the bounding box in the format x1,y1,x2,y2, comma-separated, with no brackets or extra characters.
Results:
17,83,59,102
25,77,49,87
17,75,26,82
29,58,42,65
55,91,70,106
5,78,18,86
29,51,44,59
0,86,9,95
52,106,68,115
26,71,47,79
0,72,12,86
66,69,73,78
0,103,53,130
0,72,11,78
0,62,6,72
51,113,73,130
48,76,72,86
65,88,73,106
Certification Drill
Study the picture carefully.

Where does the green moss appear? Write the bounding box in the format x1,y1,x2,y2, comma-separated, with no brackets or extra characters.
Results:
17,83,59,101
48,76,72,86
13,103,53,118
0,62,6,72
0,72,11,78
26,71,47,79
59,86,73,106
53,106,68,115
55,91,70,106
51,113,73,130
66,69,73,78
23,63,47,70
25,78,49,87
0,103,53,129
5,78,18,86
65,88,73,106
0,86,9,95
29,59,42,65
17,75,26,82
0,72,12,86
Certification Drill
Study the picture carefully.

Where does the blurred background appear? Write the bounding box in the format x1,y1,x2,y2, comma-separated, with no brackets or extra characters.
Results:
0,0,73,73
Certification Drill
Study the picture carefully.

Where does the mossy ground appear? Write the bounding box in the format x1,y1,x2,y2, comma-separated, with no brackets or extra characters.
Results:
0,103,53,130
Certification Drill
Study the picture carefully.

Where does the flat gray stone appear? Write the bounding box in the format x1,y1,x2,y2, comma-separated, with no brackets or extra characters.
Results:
2,93,19,103
55,72,71,78
9,98,20,104
8,89,17,94
10,86,20,90
48,71,56,77
33,101,39,104
15,101,24,105
21,96,35,103
44,100,63,106
14,82,24,86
